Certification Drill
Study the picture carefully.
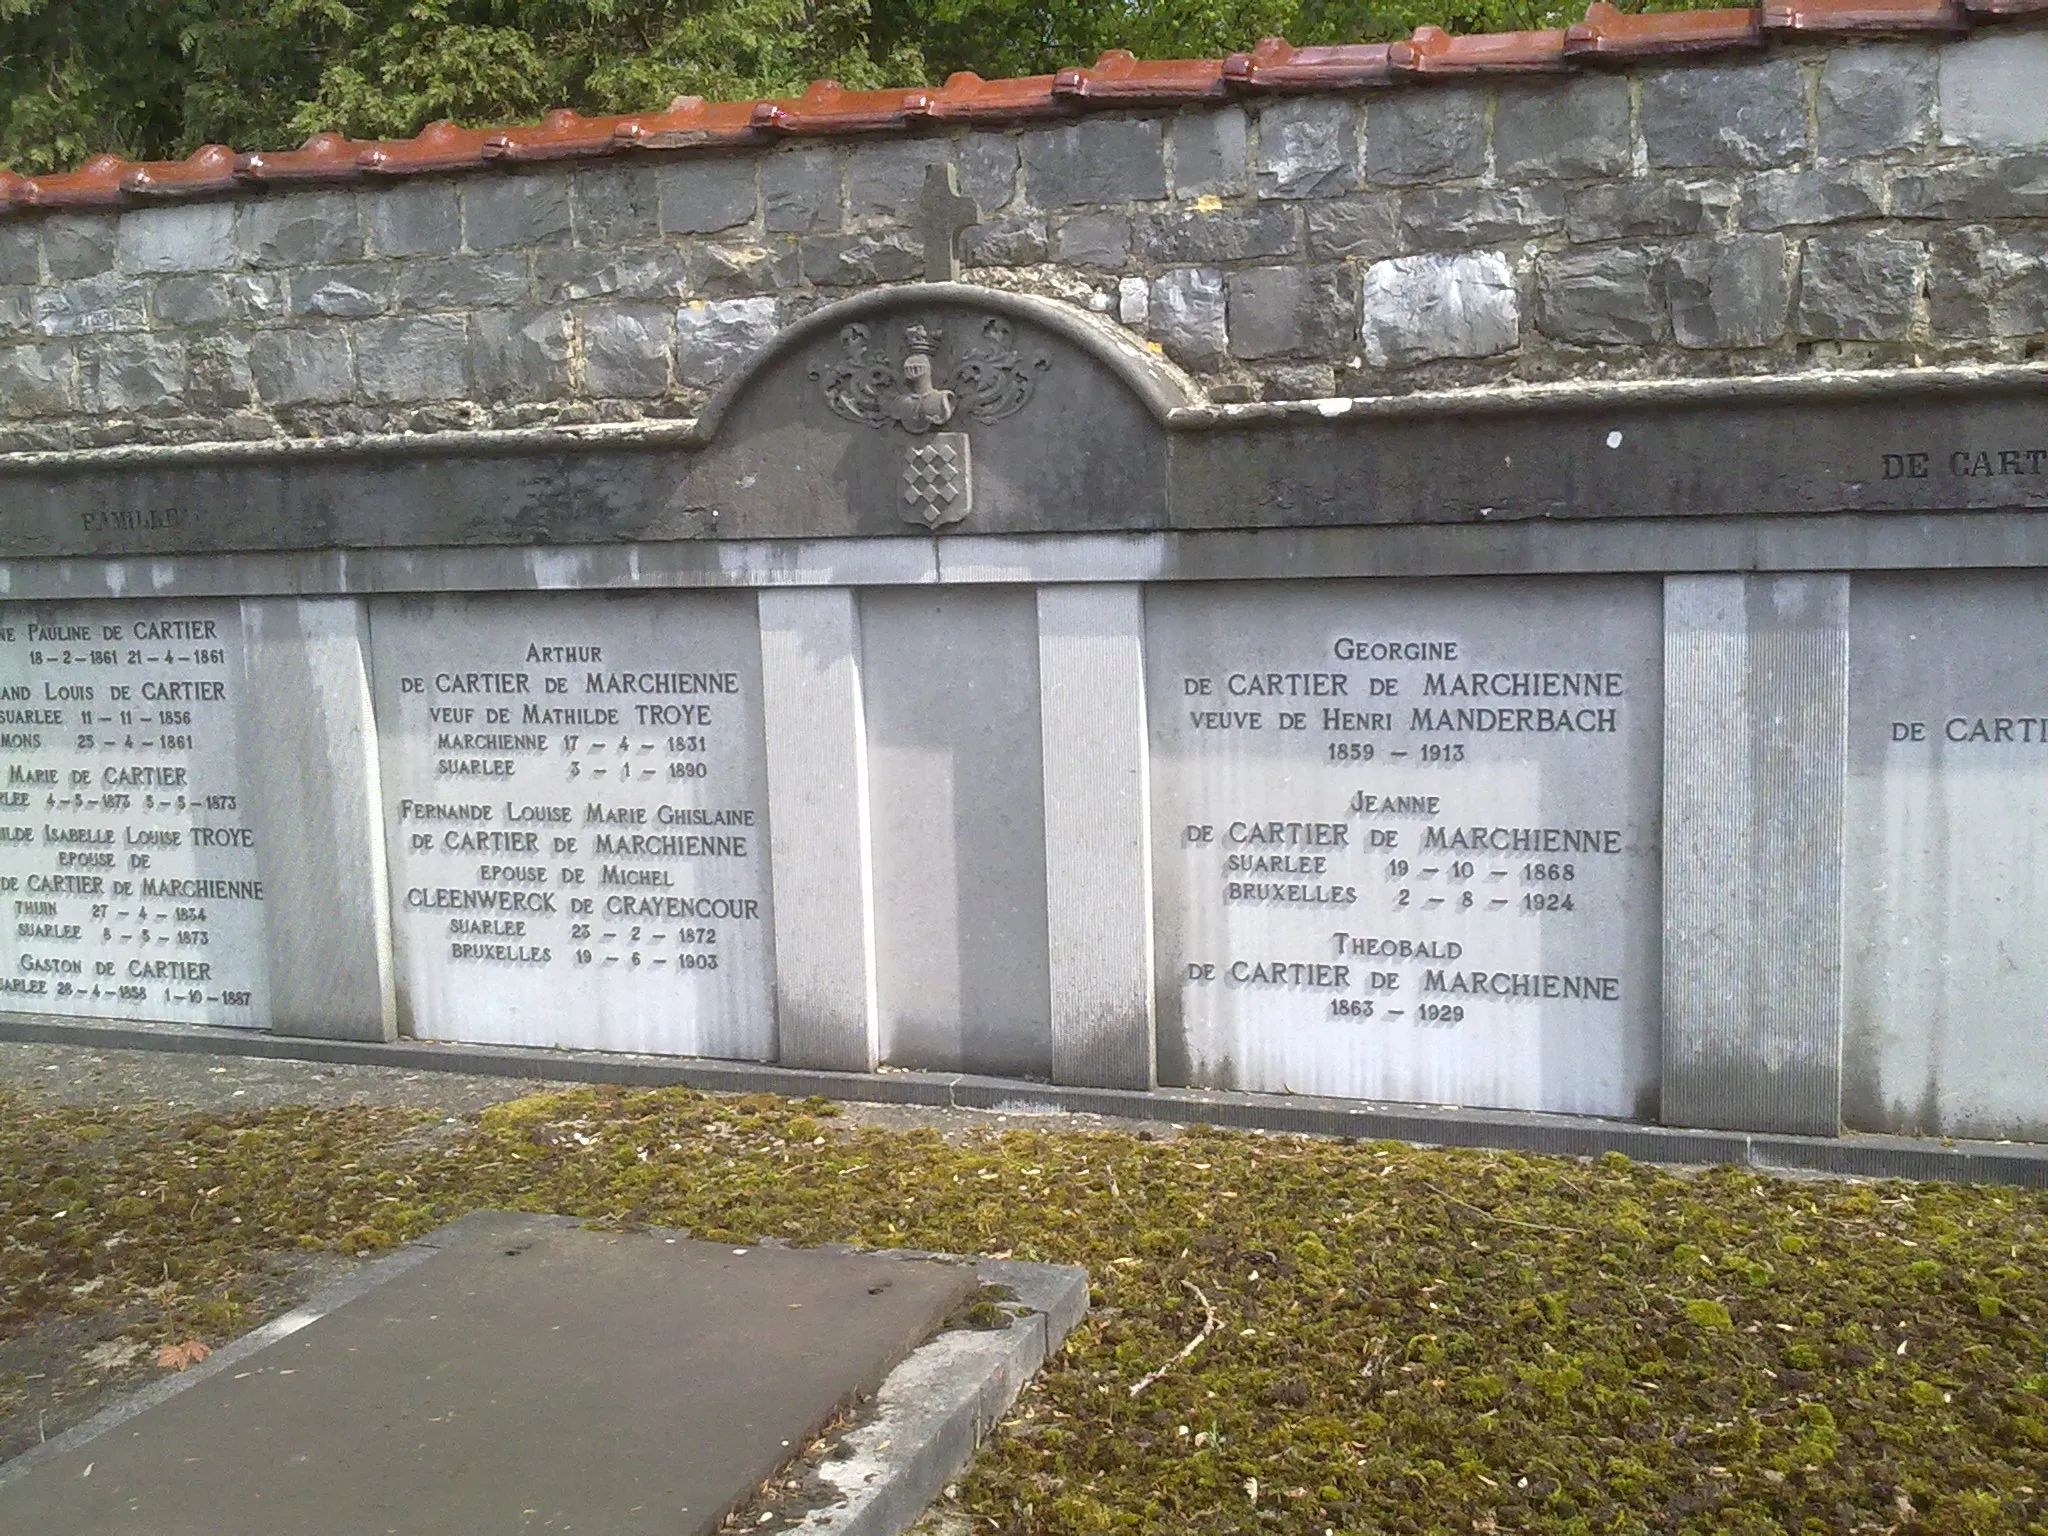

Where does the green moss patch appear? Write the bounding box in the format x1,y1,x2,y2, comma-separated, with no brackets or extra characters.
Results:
6,1083,2048,1534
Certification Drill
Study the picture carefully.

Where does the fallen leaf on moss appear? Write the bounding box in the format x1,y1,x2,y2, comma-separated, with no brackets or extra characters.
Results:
154,1340,210,1370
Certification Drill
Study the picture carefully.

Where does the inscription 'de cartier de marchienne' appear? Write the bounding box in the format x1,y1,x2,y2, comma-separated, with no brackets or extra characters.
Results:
371,594,774,1057
1148,583,1661,1117
0,602,265,1028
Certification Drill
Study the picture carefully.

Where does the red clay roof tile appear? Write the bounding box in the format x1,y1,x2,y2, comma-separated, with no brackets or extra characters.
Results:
9,6,2048,207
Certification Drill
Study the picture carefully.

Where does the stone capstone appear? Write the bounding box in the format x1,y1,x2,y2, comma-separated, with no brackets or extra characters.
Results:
674,296,779,389
1359,250,1518,367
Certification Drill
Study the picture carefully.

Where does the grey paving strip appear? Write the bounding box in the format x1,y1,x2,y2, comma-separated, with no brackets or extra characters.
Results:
0,1211,1089,1536
5,1013,2046,1187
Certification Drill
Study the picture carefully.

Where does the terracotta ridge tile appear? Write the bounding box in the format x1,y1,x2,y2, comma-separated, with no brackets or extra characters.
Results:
483,108,640,163
8,153,133,208
234,132,376,185
610,96,779,150
357,120,500,175
1390,23,1572,74
923,71,1068,122
1054,49,1229,101
1762,0,1967,30
1564,3,1765,58
121,145,240,198
1221,37,1396,90
1962,0,2048,14
751,80,938,134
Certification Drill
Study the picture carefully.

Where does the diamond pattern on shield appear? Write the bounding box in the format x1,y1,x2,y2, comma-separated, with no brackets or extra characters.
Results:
901,431,972,530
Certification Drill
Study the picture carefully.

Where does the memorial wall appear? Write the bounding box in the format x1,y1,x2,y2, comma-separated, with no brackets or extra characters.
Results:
5,16,2048,1145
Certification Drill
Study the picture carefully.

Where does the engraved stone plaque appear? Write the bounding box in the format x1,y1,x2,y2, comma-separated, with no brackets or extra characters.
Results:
1846,572,2048,1142
370,592,775,1058
0,600,267,1027
1147,579,1662,1117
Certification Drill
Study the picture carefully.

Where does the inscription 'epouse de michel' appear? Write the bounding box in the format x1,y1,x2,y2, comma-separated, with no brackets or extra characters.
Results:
372,594,775,1060
1148,582,1662,1120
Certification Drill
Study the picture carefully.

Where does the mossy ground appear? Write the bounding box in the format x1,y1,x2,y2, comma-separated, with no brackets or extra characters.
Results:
4,1081,2047,1534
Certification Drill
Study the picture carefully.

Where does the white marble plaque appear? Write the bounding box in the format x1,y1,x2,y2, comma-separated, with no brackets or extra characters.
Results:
1148,579,1662,1116
370,593,775,1057
1846,573,2048,1141
0,601,267,1027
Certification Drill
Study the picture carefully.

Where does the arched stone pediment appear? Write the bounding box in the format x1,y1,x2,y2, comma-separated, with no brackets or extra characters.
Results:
678,285,1198,541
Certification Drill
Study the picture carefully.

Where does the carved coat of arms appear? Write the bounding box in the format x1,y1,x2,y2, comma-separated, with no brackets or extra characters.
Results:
809,318,1049,530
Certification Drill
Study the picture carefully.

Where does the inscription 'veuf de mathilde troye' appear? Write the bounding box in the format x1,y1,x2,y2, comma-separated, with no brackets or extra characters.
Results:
371,593,775,1059
0,602,267,1029
1148,581,1664,1119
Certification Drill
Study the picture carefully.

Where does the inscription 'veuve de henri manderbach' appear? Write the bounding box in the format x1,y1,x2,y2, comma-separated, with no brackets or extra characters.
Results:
0,604,265,1026
374,598,773,1054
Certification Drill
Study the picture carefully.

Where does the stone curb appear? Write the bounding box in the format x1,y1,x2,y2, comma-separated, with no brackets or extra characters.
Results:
6,1014,2047,1187
0,1209,1089,1536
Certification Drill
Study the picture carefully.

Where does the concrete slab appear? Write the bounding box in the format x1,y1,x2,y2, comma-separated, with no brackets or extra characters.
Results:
0,1212,992,1536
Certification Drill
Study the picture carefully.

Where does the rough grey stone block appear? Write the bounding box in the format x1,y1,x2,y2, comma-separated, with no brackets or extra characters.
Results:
1939,31,2048,149
674,295,779,388
1366,90,1486,185
1360,250,1518,366
961,216,1047,267
1534,247,1665,345
581,304,671,396
1738,164,1886,230
1133,203,1297,264
366,181,462,258
237,192,362,266
226,272,287,321
958,135,1020,212
42,216,114,280
1401,185,1566,250
1795,233,1923,340
762,150,842,234
114,202,235,274
685,241,802,298
249,328,352,406
1173,107,1248,197
185,332,254,409
1928,228,2048,338
468,307,572,400
1054,213,1129,267
289,266,391,319
1262,362,1337,399
1022,120,1166,207
1494,78,1631,181
535,247,689,304
1667,234,1791,347
1566,177,1736,242
151,274,230,326
0,342,75,413
798,231,922,286
0,285,31,336
847,140,948,220
34,274,146,336
353,315,470,400
573,165,661,245
0,224,37,285
1642,60,1808,169
84,332,185,411
1819,44,1936,159
1255,100,1355,198
394,253,531,311
1306,195,1400,260
1892,154,2048,220
1147,267,1226,366
1226,265,1348,359
658,158,759,236
462,173,573,251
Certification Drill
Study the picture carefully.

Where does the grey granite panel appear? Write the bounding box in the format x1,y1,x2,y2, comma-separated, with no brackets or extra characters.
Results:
756,587,879,1073
1662,574,1847,1136
0,598,270,1029
1146,578,1663,1116
367,591,775,1058
1844,572,2048,1141
860,587,1051,1078
1037,585,1154,1089
235,597,395,1041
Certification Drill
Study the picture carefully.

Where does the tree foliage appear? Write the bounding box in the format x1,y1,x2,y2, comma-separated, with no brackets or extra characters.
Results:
0,0,1700,173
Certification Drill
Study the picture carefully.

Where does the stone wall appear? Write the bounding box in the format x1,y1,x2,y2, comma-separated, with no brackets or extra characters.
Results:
0,26,2045,451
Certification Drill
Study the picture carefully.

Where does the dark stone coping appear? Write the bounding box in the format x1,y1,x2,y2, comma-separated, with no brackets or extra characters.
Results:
6,1014,2044,1188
